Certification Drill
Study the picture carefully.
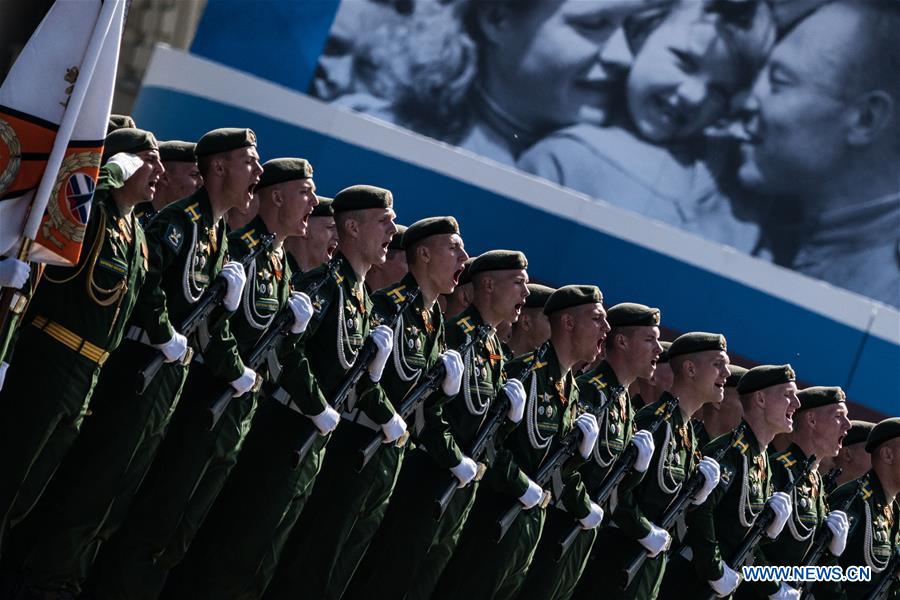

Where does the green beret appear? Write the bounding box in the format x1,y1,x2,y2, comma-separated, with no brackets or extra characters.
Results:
107,114,136,134
657,341,673,364
524,284,555,309
668,332,727,360
470,250,528,277
457,257,475,286
544,285,603,315
332,184,393,212
195,127,257,157
725,364,748,388
607,302,661,328
736,364,796,395
311,197,333,217
844,420,875,447
865,417,900,453
388,225,407,250
257,158,314,191
796,386,846,412
103,128,158,163
403,216,459,248
158,140,196,163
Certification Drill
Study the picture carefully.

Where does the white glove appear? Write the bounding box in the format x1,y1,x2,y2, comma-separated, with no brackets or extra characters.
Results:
502,378,526,423
825,510,850,557
518,478,543,510
220,261,247,312
579,501,604,530
287,291,313,334
230,366,257,397
439,349,463,396
769,582,800,600
367,325,393,382
709,562,742,597
381,412,407,444
638,523,672,558
692,457,721,505
632,429,656,473
765,491,792,539
450,455,478,488
153,332,188,363
0,361,8,392
0,258,30,289
310,405,340,436
575,413,599,459
106,152,144,181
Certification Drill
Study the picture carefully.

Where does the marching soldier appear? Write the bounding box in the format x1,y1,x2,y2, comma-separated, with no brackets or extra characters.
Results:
828,421,875,493
663,365,799,598
536,304,662,600
748,387,852,599
0,129,162,554
583,332,729,600
267,216,467,600
631,341,672,410
440,256,474,316
160,185,398,599
506,283,554,359
814,418,900,600
90,128,262,600
284,196,338,274
365,223,406,292
346,249,530,600
134,140,201,227
433,285,605,600
696,364,748,448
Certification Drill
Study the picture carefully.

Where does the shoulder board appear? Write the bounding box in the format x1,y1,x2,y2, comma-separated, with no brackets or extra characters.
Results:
774,450,797,469
587,373,607,392
455,314,476,334
183,202,202,223
238,227,261,253
386,284,410,305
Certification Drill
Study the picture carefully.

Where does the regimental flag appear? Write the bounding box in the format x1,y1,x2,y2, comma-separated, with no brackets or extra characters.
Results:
0,0,126,265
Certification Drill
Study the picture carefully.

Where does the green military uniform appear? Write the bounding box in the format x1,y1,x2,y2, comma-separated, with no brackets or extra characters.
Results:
0,149,154,550
133,201,156,229
814,418,900,599
532,303,665,600
433,341,593,600
0,261,42,368
93,129,256,600
348,249,527,600
268,268,442,600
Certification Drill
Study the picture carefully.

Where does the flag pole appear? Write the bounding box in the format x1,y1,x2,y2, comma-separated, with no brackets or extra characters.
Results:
0,0,123,335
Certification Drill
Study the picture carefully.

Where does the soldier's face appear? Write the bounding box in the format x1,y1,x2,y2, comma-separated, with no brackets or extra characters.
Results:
280,178,318,238
623,326,662,380
125,149,164,205
377,249,409,286
491,268,530,324
356,207,397,266
762,381,800,435
813,403,852,458
158,160,202,206
738,5,856,194
834,443,871,479
223,146,263,210
647,359,673,392
627,1,741,142
708,386,743,429
303,216,338,266
422,233,468,296
483,0,658,130
693,349,730,404
527,309,552,348
571,303,611,364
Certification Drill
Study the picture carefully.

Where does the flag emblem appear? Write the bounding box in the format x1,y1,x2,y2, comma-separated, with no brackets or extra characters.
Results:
65,171,94,224
0,118,22,196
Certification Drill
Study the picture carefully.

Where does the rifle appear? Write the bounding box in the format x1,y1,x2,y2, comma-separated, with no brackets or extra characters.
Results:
205,257,341,430
135,234,274,394
494,382,624,543
355,323,493,472
704,454,817,600
796,476,866,598
864,547,900,600
555,393,680,562
433,342,550,520
290,287,421,469
620,422,749,588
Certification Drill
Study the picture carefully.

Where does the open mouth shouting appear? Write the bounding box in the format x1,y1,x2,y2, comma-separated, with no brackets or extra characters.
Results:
326,240,338,258
452,268,463,286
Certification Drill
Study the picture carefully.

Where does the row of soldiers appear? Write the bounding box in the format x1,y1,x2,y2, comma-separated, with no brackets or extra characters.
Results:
0,117,896,600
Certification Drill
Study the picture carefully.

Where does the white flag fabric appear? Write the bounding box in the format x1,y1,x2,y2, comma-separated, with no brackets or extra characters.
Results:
0,0,126,265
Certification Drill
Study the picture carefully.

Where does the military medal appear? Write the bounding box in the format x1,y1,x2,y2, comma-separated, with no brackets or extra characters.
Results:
555,378,567,405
